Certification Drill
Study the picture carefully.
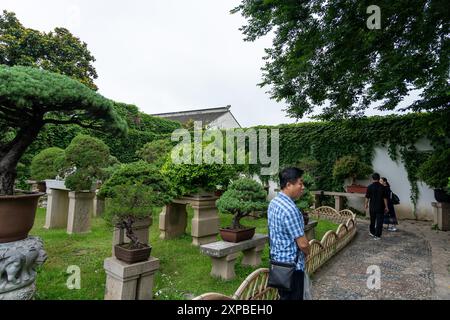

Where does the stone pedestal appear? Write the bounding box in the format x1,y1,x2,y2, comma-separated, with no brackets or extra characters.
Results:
210,252,240,280
67,191,95,234
159,200,188,240
93,195,105,217
241,244,265,267
187,195,220,246
104,257,159,300
112,217,152,256
0,237,47,300
44,188,69,229
432,202,450,231
200,234,268,280
304,220,318,240
334,195,344,211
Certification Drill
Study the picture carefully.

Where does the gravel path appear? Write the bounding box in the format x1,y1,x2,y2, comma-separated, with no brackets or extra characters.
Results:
310,220,441,300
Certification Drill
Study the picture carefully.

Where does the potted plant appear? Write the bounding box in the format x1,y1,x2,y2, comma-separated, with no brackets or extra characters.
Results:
417,149,450,203
0,65,126,243
30,147,66,192
161,147,241,198
332,156,373,193
104,181,173,264
216,178,268,242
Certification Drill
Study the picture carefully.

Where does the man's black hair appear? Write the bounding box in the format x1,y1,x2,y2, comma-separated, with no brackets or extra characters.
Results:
372,173,380,181
279,167,304,189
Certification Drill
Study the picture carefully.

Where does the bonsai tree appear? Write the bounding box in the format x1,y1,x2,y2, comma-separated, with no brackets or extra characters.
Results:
98,161,175,199
61,135,111,192
30,147,65,181
216,178,268,230
0,65,127,195
103,180,174,248
332,156,372,185
136,139,173,168
295,173,316,213
417,149,450,191
161,142,242,196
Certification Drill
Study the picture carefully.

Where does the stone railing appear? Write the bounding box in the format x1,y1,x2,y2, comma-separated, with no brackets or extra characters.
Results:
193,207,357,300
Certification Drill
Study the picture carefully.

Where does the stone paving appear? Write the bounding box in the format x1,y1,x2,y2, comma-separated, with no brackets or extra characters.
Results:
311,219,450,300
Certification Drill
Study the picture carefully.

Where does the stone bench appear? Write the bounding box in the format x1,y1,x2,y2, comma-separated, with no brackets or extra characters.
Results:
199,234,268,280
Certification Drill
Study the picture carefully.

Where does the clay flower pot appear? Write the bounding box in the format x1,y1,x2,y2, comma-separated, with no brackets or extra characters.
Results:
0,192,44,243
219,227,256,243
114,243,152,264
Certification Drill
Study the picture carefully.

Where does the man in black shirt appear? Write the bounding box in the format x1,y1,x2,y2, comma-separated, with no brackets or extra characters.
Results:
364,173,389,240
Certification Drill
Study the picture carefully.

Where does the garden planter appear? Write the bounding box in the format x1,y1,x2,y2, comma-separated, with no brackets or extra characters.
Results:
434,189,450,203
0,192,44,243
113,217,153,254
346,184,367,194
114,243,152,264
219,227,256,243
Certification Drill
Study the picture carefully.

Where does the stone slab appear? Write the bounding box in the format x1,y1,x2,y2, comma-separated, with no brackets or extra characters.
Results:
200,234,268,258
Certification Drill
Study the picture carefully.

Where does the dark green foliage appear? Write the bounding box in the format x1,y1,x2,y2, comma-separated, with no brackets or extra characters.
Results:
103,182,173,247
417,149,450,189
62,135,111,192
232,1,449,119
0,10,98,90
295,173,316,213
216,178,268,229
30,147,65,181
98,161,175,199
136,139,174,168
249,111,450,210
0,65,126,195
332,155,373,184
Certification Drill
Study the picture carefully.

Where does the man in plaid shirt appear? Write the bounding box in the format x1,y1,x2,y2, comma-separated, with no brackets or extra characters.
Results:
268,167,310,300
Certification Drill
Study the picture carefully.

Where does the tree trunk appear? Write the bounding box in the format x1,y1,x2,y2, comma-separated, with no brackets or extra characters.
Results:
122,217,141,248
0,123,44,195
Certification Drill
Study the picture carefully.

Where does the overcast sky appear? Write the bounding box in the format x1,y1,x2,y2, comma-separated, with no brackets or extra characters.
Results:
2,1,414,127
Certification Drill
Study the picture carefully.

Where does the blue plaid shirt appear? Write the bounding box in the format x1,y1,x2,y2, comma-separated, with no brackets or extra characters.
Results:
268,192,305,271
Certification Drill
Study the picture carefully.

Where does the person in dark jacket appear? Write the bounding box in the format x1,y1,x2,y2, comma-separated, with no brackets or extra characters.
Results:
381,177,399,231
364,173,389,240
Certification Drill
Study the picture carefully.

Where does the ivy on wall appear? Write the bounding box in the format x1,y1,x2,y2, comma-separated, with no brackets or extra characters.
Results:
249,110,450,215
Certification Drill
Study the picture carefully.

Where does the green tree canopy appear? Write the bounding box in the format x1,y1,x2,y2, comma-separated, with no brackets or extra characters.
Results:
0,10,98,89
0,65,127,195
30,147,65,181
232,0,449,119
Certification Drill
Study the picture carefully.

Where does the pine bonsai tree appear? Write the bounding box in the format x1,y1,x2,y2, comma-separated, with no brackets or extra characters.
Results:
216,178,268,230
0,65,127,195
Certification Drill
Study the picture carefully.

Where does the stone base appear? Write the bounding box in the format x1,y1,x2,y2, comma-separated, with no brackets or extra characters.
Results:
93,196,105,217
0,237,47,300
432,202,450,231
305,220,318,240
159,201,188,240
210,252,239,280
67,191,95,234
188,195,220,246
104,257,159,300
44,188,69,229
241,244,265,267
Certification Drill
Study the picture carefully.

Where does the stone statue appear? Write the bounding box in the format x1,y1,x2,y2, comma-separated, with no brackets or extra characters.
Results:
0,237,47,298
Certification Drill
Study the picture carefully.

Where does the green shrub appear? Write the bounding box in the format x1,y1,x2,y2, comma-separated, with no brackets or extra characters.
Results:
136,139,173,168
332,155,372,184
295,173,316,213
98,161,174,199
216,178,268,229
62,135,111,191
30,147,65,181
103,182,173,248
417,149,450,189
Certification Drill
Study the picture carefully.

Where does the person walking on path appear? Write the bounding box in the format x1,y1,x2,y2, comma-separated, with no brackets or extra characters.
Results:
381,177,399,231
268,167,310,300
365,173,389,240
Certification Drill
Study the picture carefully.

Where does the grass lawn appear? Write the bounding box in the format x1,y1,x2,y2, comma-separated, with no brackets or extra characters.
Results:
31,207,338,300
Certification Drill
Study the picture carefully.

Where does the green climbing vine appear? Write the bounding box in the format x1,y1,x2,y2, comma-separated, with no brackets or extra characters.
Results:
248,110,450,214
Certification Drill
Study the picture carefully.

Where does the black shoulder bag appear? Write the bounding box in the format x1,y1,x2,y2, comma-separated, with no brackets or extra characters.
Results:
267,228,299,291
